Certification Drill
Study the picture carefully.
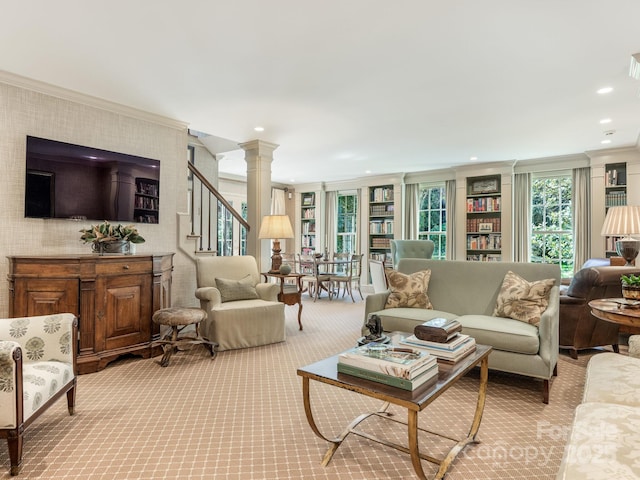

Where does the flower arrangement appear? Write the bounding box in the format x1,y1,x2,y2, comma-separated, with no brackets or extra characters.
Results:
79,220,146,245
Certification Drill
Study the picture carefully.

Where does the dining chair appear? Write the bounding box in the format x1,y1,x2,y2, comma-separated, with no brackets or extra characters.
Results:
298,254,332,302
330,253,363,302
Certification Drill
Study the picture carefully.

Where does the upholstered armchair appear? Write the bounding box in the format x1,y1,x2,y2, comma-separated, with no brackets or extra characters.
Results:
560,265,640,359
195,255,286,351
0,313,77,475
389,240,435,267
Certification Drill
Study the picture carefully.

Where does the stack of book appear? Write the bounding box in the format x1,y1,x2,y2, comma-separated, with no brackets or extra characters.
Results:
402,318,476,363
337,343,438,391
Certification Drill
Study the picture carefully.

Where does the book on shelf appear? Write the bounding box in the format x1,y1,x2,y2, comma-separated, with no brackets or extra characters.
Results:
413,318,462,343
404,333,471,351
338,343,436,380
337,362,438,391
401,335,477,363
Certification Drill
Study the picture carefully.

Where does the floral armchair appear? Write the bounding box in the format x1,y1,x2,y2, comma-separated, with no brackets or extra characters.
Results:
0,313,77,475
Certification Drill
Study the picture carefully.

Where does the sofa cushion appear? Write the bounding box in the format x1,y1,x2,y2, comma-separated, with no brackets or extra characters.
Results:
583,353,640,407
557,402,640,480
216,275,259,302
384,269,432,309
493,271,555,326
457,314,540,355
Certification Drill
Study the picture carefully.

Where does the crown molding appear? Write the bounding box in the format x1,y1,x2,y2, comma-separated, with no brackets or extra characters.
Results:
0,70,189,130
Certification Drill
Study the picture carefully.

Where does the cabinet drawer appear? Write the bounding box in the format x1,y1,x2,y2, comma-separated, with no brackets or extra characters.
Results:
95,260,152,276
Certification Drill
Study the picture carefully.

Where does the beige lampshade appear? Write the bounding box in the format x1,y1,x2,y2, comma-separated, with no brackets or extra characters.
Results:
258,215,294,239
600,206,640,237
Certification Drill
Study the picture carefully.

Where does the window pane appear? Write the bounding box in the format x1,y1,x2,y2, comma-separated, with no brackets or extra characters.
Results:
418,184,447,259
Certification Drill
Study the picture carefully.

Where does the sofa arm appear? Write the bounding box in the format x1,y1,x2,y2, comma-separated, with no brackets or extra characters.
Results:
364,292,390,319
256,283,279,302
195,287,222,306
0,341,20,428
538,286,560,375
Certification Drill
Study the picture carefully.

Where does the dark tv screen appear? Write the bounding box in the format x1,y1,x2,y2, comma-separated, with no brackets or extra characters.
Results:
25,136,160,223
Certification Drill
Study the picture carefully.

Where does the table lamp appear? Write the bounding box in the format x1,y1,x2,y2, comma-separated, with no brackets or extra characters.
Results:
600,205,640,266
258,215,294,273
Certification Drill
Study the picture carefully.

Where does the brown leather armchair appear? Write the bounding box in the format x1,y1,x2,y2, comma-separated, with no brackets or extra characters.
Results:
559,266,640,359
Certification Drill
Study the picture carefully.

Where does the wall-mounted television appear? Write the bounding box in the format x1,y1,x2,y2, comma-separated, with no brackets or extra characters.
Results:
25,136,160,224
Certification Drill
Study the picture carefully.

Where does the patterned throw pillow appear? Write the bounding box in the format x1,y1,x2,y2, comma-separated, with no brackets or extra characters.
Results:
216,275,259,302
493,271,555,326
384,269,433,309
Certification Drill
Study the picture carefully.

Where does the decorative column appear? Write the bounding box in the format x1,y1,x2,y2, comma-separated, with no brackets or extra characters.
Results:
239,139,279,272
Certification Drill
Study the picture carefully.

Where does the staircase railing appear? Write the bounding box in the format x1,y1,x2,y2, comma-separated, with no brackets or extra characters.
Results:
188,162,250,255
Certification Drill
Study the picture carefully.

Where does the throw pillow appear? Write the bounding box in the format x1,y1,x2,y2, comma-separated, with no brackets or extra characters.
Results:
384,269,433,309
493,271,555,326
216,274,259,302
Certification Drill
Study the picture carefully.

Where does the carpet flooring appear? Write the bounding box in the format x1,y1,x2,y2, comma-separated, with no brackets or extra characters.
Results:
0,293,612,479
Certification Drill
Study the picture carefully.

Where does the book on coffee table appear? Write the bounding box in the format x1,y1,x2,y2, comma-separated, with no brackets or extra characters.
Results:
401,335,477,363
338,344,436,380
337,361,439,391
414,318,462,343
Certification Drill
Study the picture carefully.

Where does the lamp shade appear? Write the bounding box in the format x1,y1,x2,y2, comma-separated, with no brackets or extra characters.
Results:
258,215,294,239
600,206,640,237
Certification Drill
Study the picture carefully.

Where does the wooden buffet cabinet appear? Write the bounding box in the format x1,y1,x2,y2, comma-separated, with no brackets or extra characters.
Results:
7,253,174,374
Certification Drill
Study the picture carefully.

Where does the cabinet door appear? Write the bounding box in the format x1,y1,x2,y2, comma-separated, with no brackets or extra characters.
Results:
14,278,79,317
95,273,152,351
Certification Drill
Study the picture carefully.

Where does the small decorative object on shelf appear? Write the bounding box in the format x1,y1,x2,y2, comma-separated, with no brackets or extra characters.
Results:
80,220,145,255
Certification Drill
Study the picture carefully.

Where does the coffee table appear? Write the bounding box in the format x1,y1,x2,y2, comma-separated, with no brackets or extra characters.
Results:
297,338,491,479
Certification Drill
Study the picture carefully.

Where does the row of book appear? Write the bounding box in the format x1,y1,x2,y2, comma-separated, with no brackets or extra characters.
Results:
466,197,501,213
370,187,394,203
467,234,501,250
605,191,626,207
466,217,501,233
369,220,394,234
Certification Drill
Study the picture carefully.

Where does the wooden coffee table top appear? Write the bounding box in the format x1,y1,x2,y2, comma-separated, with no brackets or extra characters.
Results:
297,343,491,412
589,298,640,328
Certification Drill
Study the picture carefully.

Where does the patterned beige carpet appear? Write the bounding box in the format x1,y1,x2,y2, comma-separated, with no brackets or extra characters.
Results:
0,293,611,479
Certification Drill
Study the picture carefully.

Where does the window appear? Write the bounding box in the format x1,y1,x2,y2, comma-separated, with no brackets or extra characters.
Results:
531,175,573,277
217,200,234,256
240,202,247,255
418,185,447,259
337,193,358,253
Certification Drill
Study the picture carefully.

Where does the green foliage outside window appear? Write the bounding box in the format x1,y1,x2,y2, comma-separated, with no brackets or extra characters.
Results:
418,185,446,259
337,194,358,253
530,176,573,277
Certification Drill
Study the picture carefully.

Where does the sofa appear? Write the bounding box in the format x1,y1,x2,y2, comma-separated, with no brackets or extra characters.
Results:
559,266,640,359
195,255,285,351
364,258,561,403
0,313,78,475
557,352,640,479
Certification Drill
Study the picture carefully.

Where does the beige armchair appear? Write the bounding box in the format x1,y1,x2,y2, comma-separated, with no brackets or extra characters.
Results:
0,313,77,475
195,256,286,351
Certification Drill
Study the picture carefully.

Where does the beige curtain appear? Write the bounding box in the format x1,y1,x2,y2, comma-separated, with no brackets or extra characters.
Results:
513,173,531,262
271,188,286,215
445,180,456,260
572,167,591,271
404,183,419,239
325,191,337,253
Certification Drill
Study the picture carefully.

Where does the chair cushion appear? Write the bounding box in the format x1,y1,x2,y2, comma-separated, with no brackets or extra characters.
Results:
384,269,432,309
216,275,259,302
493,270,555,326
22,361,74,422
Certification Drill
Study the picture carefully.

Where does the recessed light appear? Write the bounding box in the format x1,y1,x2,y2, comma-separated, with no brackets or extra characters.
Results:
601,139,612,144
365,170,372,174
599,118,612,124
470,156,478,161
597,87,613,94
254,126,264,132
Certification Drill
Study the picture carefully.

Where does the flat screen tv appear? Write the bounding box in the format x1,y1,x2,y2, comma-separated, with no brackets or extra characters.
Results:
25,136,160,224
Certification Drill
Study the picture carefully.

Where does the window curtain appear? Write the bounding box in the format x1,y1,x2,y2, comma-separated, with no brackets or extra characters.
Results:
325,190,337,253
513,172,531,262
445,180,456,260
271,188,286,215
572,166,591,272
404,183,419,239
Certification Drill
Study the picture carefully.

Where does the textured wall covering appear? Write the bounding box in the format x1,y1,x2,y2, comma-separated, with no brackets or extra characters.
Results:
0,80,197,314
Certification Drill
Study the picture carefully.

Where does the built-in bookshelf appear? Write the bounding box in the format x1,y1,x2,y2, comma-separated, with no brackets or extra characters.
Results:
368,185,394,266
300,192,316,255
604,162,627,257
466,175,501,261
134,177,159,223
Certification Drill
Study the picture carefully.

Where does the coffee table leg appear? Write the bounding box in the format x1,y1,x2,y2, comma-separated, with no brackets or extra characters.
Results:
408,409,428,479
433,355,489,479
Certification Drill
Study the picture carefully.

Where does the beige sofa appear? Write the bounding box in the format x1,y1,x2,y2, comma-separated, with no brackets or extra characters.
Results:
557,352,640,479
364,258,561,403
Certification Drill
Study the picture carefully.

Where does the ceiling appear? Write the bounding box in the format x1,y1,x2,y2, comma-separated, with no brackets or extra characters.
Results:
2,1,640,184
